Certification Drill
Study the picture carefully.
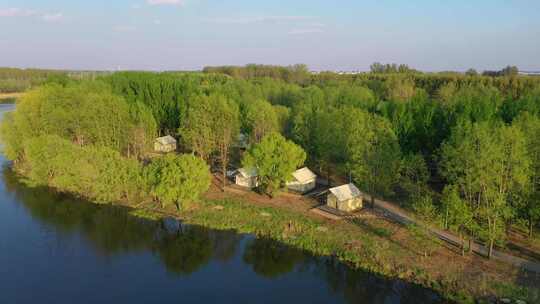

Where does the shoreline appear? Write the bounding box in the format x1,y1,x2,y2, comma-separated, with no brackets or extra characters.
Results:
20,172,529,304
1,153,536,303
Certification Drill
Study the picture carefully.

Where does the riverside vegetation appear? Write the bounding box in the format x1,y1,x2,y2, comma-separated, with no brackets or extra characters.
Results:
1,64,540,303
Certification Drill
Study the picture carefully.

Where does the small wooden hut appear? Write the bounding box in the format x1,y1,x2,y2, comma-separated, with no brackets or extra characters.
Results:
327,183,363,212
235,168,259,188
154,135,177,153
286,167,317,193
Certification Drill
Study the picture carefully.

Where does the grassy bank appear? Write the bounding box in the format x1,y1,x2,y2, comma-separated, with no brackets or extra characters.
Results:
0,92,23,104
127,196,537,304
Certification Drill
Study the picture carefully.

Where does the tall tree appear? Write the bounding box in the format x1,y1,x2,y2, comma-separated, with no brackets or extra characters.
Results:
145,154,211,210
440,122,530,258
441,185,475,255
243,99,279,144
180,95,218,162
242,132,306,196
513,113,540,237
214,96,240,189
351,115,402,207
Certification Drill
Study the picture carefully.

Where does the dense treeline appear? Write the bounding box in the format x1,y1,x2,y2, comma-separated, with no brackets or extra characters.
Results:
0,68,68,93
2,65,540,259
0,67,111,93
203,64,311,85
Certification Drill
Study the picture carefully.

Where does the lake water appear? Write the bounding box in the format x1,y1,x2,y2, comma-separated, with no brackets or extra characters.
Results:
0,103,444,304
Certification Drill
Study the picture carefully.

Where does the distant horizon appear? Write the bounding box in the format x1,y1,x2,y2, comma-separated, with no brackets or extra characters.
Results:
3,64,540,74
2,0,539,71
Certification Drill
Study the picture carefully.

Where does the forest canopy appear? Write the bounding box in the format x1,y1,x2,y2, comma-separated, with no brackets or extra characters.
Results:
1,64,540,256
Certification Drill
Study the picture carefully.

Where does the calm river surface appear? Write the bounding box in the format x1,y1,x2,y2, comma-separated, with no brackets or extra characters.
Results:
0,103,444,304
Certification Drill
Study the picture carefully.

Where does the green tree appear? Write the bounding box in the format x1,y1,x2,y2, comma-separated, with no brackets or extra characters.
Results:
441,185,474,255
145,154,211,210
513,113,540,237
214,97,240,189
351,115,402,207
465,68,478,76
1,82,150,160
440,122,530,258
180,95,218,162
243,99,279,144
242,132,306,196
384,77,416,102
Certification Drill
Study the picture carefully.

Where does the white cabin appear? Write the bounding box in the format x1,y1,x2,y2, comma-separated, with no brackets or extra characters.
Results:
235,168,259,188
154,135,177,153
286,167,317,193
327,183,363,212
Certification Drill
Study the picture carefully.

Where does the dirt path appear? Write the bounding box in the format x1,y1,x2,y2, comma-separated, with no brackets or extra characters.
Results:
372,197,540,273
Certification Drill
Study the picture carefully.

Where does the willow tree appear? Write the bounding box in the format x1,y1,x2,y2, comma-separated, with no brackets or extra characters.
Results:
145,154,211,210
242,132,306,196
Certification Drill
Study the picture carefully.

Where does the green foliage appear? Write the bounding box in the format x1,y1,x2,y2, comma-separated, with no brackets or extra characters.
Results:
203,64,310,85
180,94,239,164
411,194,438,221
513,113,540,237
0,68,67,93
441,185,474,233
22,135,144,203
242,132,306,195
0,82,157,160
384,77,416,102
440,122,530,255
145,154,211,210
242,99,279,143
400,153,431,200
351,114,402,198
407,224,441,257
3,67,540,265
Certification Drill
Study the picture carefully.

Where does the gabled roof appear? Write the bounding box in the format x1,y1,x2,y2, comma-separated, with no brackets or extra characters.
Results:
156,135,177,145
238,167,258,178
291,167,317,184
329,183,362,201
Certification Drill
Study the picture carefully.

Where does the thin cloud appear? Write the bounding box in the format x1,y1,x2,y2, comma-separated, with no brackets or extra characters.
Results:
114,25,137,32
207,15,315,25
0,8,37,17
42,13,63,22
147,0,184,6
288,28,324,35
0,7,63,22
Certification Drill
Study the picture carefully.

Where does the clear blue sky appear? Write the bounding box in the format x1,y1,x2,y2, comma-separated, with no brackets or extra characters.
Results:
1,0,539,71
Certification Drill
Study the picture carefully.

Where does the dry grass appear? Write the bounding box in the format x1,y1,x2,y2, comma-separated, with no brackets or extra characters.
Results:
0,92,24,100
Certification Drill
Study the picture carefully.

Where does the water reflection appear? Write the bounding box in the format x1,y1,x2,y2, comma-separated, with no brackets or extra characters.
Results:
1,165,446,304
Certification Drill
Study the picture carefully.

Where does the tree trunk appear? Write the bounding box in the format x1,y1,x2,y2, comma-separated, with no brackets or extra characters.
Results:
468,238,472,253
529,216,534,239
444,207,449,230
222,166,227,191
327,166,331,188
460,233,465,256
488,239,494,259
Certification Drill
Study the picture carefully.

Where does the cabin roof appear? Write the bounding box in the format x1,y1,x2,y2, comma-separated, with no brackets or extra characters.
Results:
329,183,362,201
291,167,317,184
238,167,258,178
156,135,177,145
